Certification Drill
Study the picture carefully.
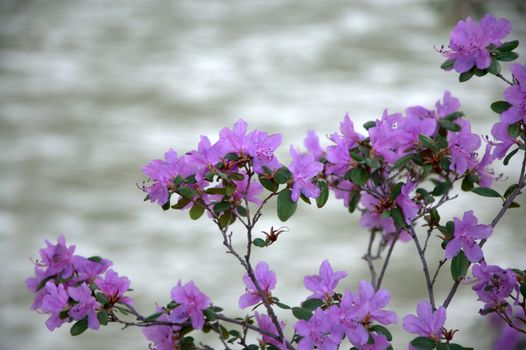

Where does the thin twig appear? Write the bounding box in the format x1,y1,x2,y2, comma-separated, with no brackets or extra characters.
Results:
363,230,377,289
376,232,399,291
409,226,436,309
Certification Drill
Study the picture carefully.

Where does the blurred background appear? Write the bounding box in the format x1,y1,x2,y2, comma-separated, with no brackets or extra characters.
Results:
1,0,525,349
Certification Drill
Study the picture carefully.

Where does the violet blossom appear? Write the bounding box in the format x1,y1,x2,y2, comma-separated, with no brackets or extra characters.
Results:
445,15,512,73
171,280,211,330
369,110,414,164
289,145,323,202
395,179,419,225
68,283,101,330
95,269,133,305
303,260,348,302
304,129,324,161
40,281,70,331
73,255,113,284
246,129,283,173
472,263,518,310
142,310,180,350
491,120,517,159
501,63,526,125
331,290,369,347
295,308,341,350
445,210,492,263
360,333,391,350
402,300,446,340
435,91,461,118
239,261,276,309
348,280,398,326
255,312,287,350
38,234,76,279
447,119,481,174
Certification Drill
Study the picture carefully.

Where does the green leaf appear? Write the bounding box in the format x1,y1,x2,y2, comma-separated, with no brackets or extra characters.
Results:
490,101,512,114
509,201,521,208
432,182,449,197
348,190,361,213
504,184,518,199
291,307,313,320
70,318,89,336
218,211,234,228
503,148,519,166
436,343,449,350
236,206,247,217
498,40,519,52
390,182,404,201
459,70,474,83
363,121,376,130
419,134,438,151
448,344,467,350
203,309,217,321
258,175,279,192
253,238,266,248
179,187,196,199
349,167,369,186
391,207,406,228
451,251,470,282
520,283,526,298
161,198,171,211
440,59,455,71
394,154,413,169
488,57,501,75
244,345,259,350
143,312,164,322
213,201,231,214
508,123,521,138
461,176,474,192
349,149,365,162
471,187,501,198
205,187,226,195
277,189,297,222
189,204,205,220
301,298,324,311
316,181,329,208
438,118,461,132
172,197,191,209
410,336,437,350
370,325,392,341
473,68,487,77
87,256,103,263
300,193,312,204
274,301,291,309
275,167,292,184
495,51,519,62
97,311,109,326
95,292,109,305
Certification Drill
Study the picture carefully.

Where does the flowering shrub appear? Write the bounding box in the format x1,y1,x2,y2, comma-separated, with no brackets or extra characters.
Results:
27,14,526,350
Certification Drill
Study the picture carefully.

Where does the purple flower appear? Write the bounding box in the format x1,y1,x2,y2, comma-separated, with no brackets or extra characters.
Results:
326,114,363,176
41,281,70,331
304,260,348,302
73,255,113,284
360,193,397,235
360,333,390,350
142,310,179,350
68,283,101,330
348,280,398,326
95,269,133,305
219,119,249,154
255,312,287,350
331,291,369,347
369,110,414,164
142,149,182,206
490,120,517,159
472,263,518,310
472,143,496,187
501,63,526,124
447,119,481,174
445,15,511,73
246,129,283,173
445,210,492,263
232,177,264,206
289,145,324,202
295,308,341,350
39,234,76,279
395,179,419,225
171,280,211,330
26,266,48,310
331,180,358,208
435,91,461,118
304,129,324,161
187,135,222,181
239,261,276,309
402,300,446,340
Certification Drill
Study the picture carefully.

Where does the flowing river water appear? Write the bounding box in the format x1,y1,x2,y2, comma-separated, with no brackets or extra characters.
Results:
1,1,525,349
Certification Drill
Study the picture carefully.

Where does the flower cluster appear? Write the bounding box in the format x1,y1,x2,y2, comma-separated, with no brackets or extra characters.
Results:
26,235,133,333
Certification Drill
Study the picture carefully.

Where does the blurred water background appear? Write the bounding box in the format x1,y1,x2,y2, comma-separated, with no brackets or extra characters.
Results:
1,0,526,349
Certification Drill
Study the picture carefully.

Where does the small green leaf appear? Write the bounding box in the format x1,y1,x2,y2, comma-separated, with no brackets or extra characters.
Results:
390,182,404,201
218,211,235,228
97,310,109,326
189,204,205,220
291,307,313,320
179,187,196,199
203,309,217,321
490,101,512,114
508,123,521,138
488,57,501,75
316,181,329,208
301,298,324,311
213,201,231,214
143,312,164,322
349,167,369,186
471,187,501,198
391,207,406,228
509,201,521,208
438,118,461,132
205,187,227,195
410,336,437,350
451,251,470,282
440,59,455,71
498,40,519,52
172,197,191,209
274,301,291,309
504,184,518,199
275,167,292,184
394,154,413,169
419,134,438,151
459,70,474,83
363,121,376,130
95,292,109,305
87,256,103,263
258,175,279,192
448,344,467,350
503,148,519,166
436,343,449,350
495,51,519,62
520,283,526,298
371,325,392,341
348,190,361,213
236,206,247,217
473,68,487,77
461,176,474,192
161,198,171,211
432,182,449,197
253,238,266,248
70,318,89,336
277,189,297,222
349,149,365,162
